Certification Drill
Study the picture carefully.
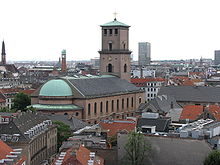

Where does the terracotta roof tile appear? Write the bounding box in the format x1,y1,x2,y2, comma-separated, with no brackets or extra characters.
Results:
99,120,136,137
180,105,204,121
208,105,220,121
76,145,104,165
131,78,165,84
0,140,13,160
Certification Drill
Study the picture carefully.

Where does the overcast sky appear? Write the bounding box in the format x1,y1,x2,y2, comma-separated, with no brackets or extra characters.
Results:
1,0,220,61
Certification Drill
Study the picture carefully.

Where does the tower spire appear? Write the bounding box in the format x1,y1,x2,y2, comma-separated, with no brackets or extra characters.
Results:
1,40,6,65
113,11,117,21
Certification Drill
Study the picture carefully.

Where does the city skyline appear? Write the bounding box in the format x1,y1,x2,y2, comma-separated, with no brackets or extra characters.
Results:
1,0,220,61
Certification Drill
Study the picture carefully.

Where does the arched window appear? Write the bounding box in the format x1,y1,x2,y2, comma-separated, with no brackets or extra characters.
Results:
106,101,108,113
124,64,127,73
112,100,114,112
75,112,79,116
108,63,113,73
127,98,129,108
88,103,91,116
117,99,119,111
131,97,134,107
139,97,142,104
108,43,112,51
94,102,97,115
100,102,103,113
64,113,68,115
122,99,124,109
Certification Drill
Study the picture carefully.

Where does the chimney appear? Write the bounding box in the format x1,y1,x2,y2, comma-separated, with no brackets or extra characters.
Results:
61,49,67,72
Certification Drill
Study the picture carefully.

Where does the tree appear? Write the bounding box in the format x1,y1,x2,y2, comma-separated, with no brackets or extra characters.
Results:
53,121,72,150
204,150,220,165
0,107,16,113
12,92,31,111
122,131,151,165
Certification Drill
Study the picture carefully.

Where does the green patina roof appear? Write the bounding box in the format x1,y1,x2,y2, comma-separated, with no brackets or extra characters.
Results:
39,79,73,96
62,49,66,54
30,104,82,111
101,19,129,27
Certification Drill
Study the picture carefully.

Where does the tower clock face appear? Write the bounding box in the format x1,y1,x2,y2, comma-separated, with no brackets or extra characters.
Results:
108,56,112,61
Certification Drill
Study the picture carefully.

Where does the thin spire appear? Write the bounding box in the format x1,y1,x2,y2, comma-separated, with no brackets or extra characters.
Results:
1,40,5,55
113,11,117,21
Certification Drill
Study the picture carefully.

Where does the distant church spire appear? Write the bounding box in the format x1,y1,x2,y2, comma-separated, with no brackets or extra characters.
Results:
1,40,6,65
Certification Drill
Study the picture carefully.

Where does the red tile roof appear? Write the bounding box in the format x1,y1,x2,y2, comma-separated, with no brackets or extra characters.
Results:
0,98,5,103
76,145,104,165
99,119,136,137
180,105,220,122
208,105,220,121
0,140,26,165
0,140,13,160
131,78,165,83
22,89,36,95
180,105,204,121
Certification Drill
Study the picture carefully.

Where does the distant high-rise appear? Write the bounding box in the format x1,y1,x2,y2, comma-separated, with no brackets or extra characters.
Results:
138,42,151,66
1,40,6,65
214,50,220,65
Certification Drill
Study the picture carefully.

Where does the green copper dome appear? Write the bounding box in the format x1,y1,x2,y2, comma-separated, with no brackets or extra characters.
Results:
39,79,72,96
101,19,130,27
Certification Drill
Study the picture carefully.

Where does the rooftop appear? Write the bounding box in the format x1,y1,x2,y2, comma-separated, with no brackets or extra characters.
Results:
101,19,130,27
158,86,220,103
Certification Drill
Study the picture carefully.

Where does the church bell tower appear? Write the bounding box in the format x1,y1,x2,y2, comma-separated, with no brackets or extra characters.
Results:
99,17,131,82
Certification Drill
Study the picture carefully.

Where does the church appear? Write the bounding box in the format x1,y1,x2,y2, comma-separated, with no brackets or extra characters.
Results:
31,18,145,124
0,41,19,77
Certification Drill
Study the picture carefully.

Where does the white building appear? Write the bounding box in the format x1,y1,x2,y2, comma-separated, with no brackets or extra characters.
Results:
145,80,163,101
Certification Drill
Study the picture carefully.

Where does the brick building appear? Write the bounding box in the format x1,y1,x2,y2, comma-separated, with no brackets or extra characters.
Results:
31,18,145,124
0,112,57,165
31,76,144,124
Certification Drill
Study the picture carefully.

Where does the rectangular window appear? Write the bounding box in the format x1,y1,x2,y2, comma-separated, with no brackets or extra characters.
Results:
104,29,107,35
117,99,119,111
115,29,118,35
109,29,112,35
